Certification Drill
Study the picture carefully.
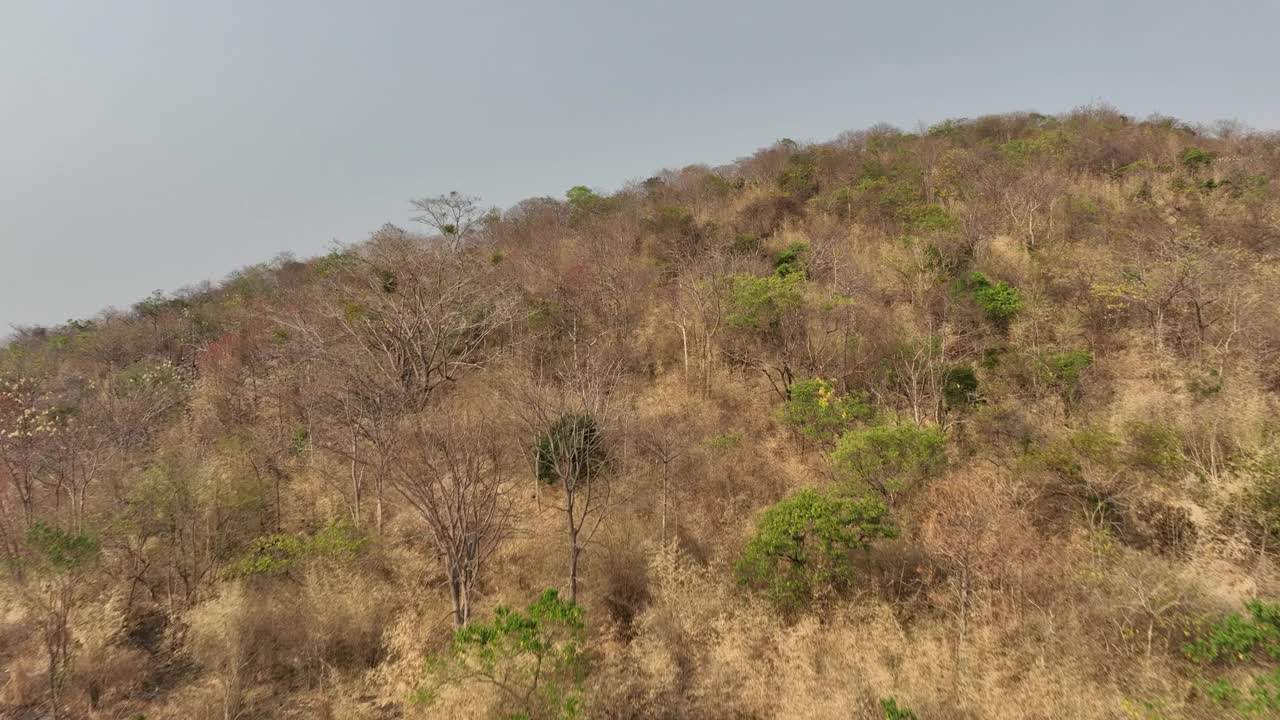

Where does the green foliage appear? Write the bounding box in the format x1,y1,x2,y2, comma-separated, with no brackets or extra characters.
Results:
729,232,761,255
313,250,354,278
374,268,398,294
900,203,957,232
852,177,919,222
942,365,979,407
527,297,562,332
417,589,586,720
778,151,819,199
967,272,1024,325
114,359,181,394
1180,147,1216,170
1185,601,1280,715
1235,448,1280,551
26,522,100,571
999,130,1068,161
927,118,964,137
1046,349,1092,406
735,489,895,608
1030,426,1121,481
1048,349,1092,385
724,272,805,330
781,377,872,443
227,533,308,577
1185,600,1280,664
535,415,606,487
566,185,608,222
832,423,947,500
307,521,366,561
707,432,742,451
227,522,364,577
290,426,310,456
645,205,699,243
703,174,744,197
1123,420,1183,474
880,696,919,720
773,241,809,278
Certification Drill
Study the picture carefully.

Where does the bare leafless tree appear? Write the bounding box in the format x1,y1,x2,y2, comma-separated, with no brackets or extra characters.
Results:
390,410,514,628
636,410,694,543
410,191,486,251
281,232,516,535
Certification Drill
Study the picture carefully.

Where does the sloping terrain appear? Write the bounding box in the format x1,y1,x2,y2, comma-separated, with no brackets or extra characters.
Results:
2,106,1280,719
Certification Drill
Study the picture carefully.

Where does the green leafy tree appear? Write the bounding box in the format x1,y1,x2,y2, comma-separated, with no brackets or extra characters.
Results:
781,377,872,444
566,185,608,223
778,151,819,199
735,489,895,608
832,423,947,502
724,272,805,330
416,589,587,720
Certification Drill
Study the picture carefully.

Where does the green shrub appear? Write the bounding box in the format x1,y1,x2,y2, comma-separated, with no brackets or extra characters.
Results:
927,119,964,137
1235,448,1280,552
779,151,819,199
566,185,609,222
781,377,872,443
880,696,919,720
704,174,744,196
1184,600,1280,715
942,365,979,407
773,241,809,278
724,272,805,330
27,522,99,571
1046,349,1093,407
707,432,742,451
1185,600,1280,664
900,204,957,232
1180,147,1215,170
730,233,760,255
967,272,1024,325
416,589,587,719
853,177,918,223
1123,420,1183,474
832,423,947,501
228,534,308,577
735,489,895,608
226,522,364,578
1030,426,1122,482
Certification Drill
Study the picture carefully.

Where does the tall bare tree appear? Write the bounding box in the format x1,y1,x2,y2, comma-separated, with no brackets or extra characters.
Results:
410,191,486,251
390,410,513,628
283,230,516,534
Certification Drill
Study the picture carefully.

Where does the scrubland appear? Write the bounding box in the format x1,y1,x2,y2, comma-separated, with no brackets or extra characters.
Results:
2,106,1280,719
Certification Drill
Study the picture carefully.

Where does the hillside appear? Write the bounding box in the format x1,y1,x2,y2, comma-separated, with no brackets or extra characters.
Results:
2,106,1280,719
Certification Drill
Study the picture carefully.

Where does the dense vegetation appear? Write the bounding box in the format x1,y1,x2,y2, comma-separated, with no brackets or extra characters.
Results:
2,106,1280,719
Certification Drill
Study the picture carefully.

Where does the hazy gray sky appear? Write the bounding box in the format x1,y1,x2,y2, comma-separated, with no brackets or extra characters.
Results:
3,0,1278,332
